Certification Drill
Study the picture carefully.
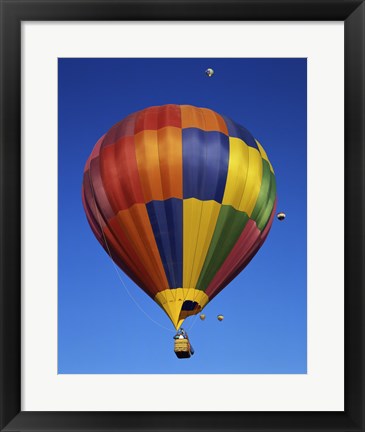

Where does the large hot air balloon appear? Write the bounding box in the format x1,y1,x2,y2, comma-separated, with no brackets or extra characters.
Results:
82,105,276,330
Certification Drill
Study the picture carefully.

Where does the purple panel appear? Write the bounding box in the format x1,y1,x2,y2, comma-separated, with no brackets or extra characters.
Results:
89,157,115,220
84,135,105,172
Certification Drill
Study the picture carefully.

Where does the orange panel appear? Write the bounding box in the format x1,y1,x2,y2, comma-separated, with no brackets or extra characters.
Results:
134,130,164,202
116,204,169,292
103,223,159,296
135,127,183,202
157,127,183,199
181,105,228,134
200,108,228,135
181,105,205,130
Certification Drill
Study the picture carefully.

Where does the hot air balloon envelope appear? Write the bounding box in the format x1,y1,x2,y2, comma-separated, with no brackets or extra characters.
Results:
82,105,277,330
205,68,214,77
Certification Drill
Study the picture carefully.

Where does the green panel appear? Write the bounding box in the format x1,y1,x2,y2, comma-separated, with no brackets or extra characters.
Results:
251,159,271,221
256,171,276,231
196,205,249,291
250,160,277,231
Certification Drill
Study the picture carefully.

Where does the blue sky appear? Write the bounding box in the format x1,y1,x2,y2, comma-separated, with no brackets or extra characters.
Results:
58,58,307,374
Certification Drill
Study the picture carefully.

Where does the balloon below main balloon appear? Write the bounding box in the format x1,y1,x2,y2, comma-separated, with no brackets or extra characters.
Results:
82,105,277,330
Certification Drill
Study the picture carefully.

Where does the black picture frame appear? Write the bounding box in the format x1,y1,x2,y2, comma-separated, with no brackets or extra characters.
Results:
1,1,364,431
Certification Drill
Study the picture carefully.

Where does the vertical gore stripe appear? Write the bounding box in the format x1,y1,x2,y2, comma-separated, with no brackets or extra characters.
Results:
196,206,249,291
105,218,159,296
222,137,249,209
134,130,164,202
116,204,169,291
251,159,272,221
255,170,276,231
100,136,145,211
182,128,229,202
134,127,183,203
147,199,183,288
238,147,263,215
89,157,115,220
182,198,221,288
156,127,183,199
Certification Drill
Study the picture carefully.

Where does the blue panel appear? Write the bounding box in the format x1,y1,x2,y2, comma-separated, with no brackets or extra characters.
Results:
182,128,229,202
146,198,183,288
222,115,258,149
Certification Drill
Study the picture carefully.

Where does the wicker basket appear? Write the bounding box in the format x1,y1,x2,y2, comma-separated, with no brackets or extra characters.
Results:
174,339,191,358
174,339,190,351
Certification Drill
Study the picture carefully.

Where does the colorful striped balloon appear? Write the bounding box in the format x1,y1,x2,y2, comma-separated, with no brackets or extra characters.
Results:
82,105,276,329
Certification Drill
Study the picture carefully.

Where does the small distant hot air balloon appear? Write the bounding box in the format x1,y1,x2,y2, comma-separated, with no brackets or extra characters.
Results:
205,68,214,77
200,314,206,320
277,212,286,221
217,314,224,322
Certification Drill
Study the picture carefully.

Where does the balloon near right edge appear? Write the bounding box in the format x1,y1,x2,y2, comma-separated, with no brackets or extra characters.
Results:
82,104,277,331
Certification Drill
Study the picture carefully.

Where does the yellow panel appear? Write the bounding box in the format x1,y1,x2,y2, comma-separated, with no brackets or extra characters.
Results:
256,140,274,174
155,288,209,329
222,137,249,209
238,147,263,216
183,198,202,287
183,199,221,288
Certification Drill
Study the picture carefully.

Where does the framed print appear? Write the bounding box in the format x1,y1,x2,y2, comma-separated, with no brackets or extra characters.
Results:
0,1,364,431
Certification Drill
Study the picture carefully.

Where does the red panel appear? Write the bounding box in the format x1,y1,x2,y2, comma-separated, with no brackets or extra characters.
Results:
134,105,181,134
99,136,145,211
81,182,104,244
205,220,261,298
84,135,105,172
101,112,138,147
82,173,151,294
89,157,115,220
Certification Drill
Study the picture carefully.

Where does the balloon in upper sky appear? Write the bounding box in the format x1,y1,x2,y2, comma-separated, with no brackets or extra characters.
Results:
82,104,277,329
205,68,214,77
